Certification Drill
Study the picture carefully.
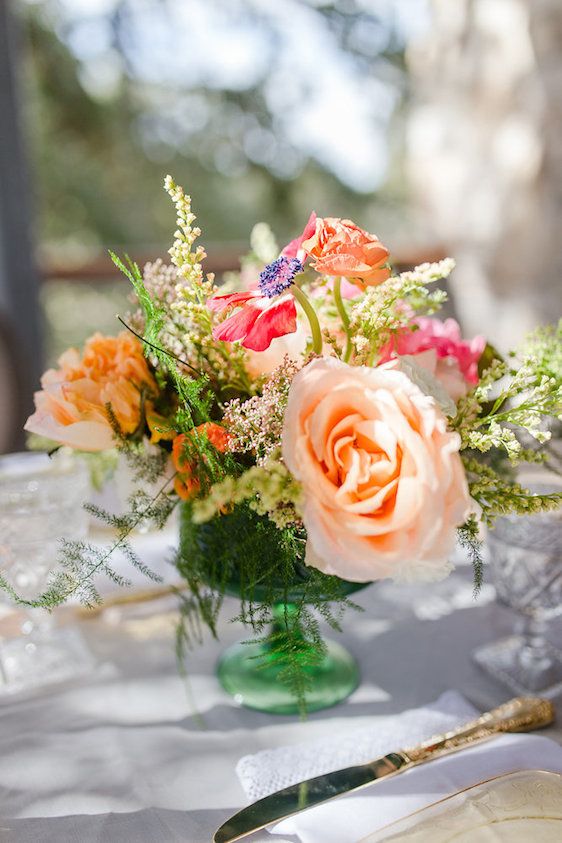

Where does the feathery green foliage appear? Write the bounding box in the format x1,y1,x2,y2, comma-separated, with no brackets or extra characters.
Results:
110,251,212,425
456,516,484,596
20,474,173,611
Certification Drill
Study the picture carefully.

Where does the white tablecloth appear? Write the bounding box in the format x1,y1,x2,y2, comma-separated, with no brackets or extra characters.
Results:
0,531,561,843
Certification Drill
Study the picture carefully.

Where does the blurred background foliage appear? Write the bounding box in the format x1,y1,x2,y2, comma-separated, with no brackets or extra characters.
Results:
17,0,427,361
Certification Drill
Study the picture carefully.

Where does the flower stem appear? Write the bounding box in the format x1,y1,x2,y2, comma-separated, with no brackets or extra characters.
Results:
291,284,323,355
333,277,352,362
118,316,202,377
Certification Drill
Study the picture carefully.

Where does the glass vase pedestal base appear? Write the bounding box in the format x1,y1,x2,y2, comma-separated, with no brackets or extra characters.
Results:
218,637,359,715
473,634,562,699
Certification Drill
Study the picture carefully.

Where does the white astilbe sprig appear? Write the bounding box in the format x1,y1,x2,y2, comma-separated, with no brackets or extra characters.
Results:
455,354,561,461
165,177,253,393
164,176,217,355
125,176,251,395
349,259,454,364
164,175,211,289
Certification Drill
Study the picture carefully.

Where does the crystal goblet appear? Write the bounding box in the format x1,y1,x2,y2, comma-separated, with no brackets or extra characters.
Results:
473,474,562,697
0,451,95,696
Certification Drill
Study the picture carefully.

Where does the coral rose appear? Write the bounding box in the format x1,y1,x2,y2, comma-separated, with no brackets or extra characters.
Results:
172,423,231,500
282,358,471,582
301,217,391,290
25,332,156,451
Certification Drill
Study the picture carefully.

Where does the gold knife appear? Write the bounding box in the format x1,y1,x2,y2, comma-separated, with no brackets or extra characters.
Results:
213,696,554,843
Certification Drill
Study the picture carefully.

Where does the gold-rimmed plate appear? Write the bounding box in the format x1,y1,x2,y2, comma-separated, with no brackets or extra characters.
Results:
360,770,562,842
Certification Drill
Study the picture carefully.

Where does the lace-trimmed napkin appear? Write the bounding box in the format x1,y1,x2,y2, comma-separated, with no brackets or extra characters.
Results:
236,691,562,843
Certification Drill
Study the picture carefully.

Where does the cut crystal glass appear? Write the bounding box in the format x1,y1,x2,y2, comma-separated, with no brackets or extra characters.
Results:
0,451,96,697
473,476,562,697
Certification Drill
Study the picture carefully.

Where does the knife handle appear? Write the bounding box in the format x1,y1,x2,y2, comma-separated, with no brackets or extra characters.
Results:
402,696,554,765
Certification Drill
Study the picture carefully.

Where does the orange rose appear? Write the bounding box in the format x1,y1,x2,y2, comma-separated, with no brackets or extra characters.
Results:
24,332,156,451
172,423,231,500
301,217,391,290
282,358,471,582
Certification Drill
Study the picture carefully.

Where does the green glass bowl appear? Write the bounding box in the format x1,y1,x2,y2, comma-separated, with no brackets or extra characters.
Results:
178,504,368,714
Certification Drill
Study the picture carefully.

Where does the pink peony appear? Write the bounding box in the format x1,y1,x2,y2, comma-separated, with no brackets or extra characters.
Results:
282,357,472,582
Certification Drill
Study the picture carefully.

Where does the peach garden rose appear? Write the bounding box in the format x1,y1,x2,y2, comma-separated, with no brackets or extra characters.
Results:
282,357,472,582
25,332,156,451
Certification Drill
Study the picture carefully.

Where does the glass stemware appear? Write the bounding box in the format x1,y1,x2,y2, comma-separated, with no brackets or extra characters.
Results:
473,473,562,697
0,451,96,696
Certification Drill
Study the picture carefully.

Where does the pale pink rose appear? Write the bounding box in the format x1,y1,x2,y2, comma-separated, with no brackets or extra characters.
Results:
379,317,486,401
282,357,471,582
244,322,308,378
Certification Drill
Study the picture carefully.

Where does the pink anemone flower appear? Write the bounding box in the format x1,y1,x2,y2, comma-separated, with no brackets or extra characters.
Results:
208,256,303,352
281,212,317,262
208,212,322,352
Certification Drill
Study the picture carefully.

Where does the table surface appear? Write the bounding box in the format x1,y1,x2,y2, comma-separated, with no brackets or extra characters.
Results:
1,528,561,843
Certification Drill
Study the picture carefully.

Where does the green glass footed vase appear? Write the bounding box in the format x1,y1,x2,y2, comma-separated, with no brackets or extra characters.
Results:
217,602,360,714
177,503,367,715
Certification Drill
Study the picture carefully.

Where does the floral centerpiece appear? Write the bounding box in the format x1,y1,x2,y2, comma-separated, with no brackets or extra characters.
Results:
16,177,562,714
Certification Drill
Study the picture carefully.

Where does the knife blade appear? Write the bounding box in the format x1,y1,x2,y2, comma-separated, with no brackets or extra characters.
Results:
213,696,554,843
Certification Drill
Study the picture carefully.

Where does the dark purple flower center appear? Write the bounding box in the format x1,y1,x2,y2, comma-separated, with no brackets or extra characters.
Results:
258,256,303,298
